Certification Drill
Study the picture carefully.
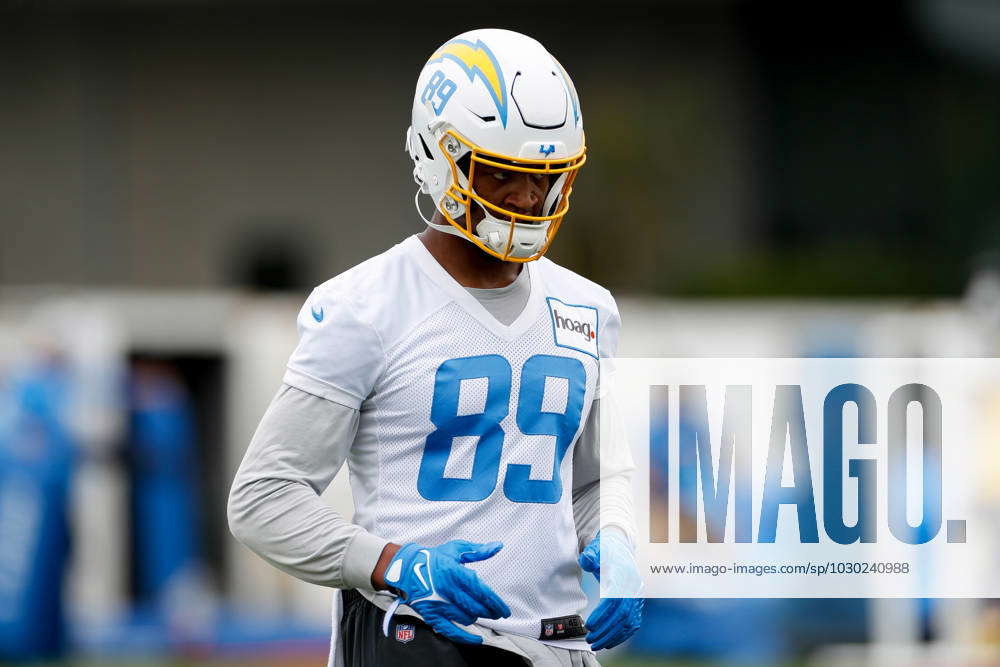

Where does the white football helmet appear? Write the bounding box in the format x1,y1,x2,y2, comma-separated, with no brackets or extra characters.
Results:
405,28,586,262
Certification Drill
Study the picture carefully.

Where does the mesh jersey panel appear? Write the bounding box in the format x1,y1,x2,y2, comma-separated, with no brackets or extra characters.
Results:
354,300,598,638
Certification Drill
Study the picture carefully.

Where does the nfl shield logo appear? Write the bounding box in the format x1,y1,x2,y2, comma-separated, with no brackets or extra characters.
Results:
544,623,554,637
395,623,416,643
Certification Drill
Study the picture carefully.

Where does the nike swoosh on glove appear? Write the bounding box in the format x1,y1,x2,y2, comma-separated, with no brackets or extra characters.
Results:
381,540,511,645
579,529,644,650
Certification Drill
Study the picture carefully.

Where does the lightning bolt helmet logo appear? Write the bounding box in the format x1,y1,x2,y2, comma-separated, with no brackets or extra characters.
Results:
427,39,509,127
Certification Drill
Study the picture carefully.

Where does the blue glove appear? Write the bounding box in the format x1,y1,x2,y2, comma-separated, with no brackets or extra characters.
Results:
579,530,644,650
382,540,511,645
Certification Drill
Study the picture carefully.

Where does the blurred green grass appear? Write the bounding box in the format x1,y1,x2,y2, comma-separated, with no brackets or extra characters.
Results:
40,658,799,667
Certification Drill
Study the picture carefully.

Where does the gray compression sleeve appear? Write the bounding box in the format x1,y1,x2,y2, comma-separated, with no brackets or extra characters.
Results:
572,397,638,552
227,384,388,591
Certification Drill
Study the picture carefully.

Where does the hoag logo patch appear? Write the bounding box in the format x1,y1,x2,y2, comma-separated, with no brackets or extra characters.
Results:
546,297,599,359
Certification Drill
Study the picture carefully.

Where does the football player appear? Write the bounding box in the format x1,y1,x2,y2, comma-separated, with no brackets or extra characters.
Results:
228,28,643,666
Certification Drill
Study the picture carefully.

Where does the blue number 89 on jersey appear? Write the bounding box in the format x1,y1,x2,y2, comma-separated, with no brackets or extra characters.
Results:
417,354,586,504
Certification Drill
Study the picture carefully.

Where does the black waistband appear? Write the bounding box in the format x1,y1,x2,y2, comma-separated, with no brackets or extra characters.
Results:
538,614,587,640
340,589,587,641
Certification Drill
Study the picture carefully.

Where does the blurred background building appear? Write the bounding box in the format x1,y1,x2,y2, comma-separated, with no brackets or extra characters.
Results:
2,0,1000,664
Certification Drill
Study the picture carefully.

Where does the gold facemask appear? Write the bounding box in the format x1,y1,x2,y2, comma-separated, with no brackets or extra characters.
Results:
436,129,587,262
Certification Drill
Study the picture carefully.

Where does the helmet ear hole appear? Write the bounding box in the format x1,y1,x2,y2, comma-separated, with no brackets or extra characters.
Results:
413,164,430,194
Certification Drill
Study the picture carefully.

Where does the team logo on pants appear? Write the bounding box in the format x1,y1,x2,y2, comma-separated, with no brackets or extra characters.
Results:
395,623,416,643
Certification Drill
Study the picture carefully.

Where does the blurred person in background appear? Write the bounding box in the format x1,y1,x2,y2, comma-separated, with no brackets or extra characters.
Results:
0,355,76,661
229,28,643,666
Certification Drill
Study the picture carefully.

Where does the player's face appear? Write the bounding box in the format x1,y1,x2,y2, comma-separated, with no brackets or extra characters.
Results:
471,163,550,220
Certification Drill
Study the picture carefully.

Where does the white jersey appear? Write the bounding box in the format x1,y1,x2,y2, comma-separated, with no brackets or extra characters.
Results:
283,235,620,641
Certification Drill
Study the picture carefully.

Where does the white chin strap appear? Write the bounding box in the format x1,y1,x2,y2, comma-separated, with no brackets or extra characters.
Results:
414,188,551,259
476,215,551,258
414,188,468,238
